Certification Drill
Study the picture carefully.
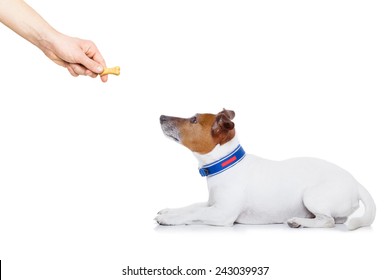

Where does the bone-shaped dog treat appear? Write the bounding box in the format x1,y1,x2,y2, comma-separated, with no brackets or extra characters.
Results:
100,66,120,76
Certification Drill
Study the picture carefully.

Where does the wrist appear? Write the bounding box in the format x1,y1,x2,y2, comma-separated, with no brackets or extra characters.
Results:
35,28,62,53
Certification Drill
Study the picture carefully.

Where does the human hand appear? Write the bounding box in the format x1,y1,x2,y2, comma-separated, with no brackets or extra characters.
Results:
40,33,108,82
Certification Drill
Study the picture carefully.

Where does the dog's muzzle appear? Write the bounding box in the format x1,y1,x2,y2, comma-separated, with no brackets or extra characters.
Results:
160,115,180,142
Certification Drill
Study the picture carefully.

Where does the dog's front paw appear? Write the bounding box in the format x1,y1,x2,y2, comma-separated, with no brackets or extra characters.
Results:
155,214,182,226
287,218,302,228
155,215,168,225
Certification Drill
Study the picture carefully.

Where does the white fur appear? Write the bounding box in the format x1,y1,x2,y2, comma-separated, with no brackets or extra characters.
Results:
156,136,376,230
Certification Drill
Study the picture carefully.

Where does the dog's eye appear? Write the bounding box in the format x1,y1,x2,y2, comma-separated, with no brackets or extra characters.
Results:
190,116,198,124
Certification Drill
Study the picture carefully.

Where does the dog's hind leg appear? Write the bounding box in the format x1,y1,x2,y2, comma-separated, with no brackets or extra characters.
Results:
287,181,358,228
287,214,335,228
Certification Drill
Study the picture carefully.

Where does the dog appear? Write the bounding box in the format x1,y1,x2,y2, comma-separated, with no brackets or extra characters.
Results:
157,109,376,230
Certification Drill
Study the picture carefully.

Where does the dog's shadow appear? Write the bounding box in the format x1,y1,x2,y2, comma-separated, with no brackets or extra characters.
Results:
153,223,363,233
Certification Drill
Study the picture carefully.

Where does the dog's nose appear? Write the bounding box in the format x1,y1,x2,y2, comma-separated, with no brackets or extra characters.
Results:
160,115,168,124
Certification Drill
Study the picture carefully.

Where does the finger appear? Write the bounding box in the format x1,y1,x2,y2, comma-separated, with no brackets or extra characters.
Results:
79,41,106,74
100,74,108,83
85,69,98,78
69,63,87,75
69,64,100,79
88,48,108,82
68,63,89,76
66,65,79,77
77,55,103,74
84,40,107,67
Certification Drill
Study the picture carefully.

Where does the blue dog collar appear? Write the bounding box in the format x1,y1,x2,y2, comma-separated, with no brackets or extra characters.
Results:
199,145,246,177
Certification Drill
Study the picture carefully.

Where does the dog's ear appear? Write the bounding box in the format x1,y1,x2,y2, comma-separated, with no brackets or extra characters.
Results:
212,112,235,135
221,108,235,120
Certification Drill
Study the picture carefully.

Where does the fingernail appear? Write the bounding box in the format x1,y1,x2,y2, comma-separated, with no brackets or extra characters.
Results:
97,66,103,73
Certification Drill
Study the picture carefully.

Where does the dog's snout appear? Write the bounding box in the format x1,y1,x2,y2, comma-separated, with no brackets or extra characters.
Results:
160,115,168,124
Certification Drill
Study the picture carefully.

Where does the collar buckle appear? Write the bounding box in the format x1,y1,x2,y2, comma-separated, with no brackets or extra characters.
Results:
199,168,209,177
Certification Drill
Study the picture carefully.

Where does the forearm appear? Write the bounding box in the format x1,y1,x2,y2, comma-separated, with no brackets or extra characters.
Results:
0,0,59,49
1,0,107,81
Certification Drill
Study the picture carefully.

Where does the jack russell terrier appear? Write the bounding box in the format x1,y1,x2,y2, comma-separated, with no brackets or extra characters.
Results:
157,109,376,230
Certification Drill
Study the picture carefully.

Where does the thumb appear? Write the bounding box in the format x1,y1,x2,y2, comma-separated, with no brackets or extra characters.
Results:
78,55,104,74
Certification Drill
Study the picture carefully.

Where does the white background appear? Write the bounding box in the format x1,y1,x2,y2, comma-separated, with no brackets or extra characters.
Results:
0,0,389,279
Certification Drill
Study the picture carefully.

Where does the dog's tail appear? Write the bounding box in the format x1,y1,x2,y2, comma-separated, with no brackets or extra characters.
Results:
347,184,376,230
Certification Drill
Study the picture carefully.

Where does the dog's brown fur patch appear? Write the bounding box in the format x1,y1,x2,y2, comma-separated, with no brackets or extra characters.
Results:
178,109,236,154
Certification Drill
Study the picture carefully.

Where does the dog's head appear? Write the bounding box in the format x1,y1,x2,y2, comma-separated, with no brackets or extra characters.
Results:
160,109,236,154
